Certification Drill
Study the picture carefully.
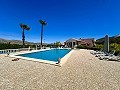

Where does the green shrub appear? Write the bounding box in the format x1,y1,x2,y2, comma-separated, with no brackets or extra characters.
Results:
0,43,36,50
76,45,87,49
76,45,100,50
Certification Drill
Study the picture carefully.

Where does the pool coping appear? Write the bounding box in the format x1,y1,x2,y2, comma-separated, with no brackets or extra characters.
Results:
10,48,73,66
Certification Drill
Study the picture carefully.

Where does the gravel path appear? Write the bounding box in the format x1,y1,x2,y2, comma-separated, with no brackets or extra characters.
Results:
0,49,120,90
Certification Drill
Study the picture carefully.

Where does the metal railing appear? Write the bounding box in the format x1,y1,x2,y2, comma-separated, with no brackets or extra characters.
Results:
0,47,51,54
0,49,20,54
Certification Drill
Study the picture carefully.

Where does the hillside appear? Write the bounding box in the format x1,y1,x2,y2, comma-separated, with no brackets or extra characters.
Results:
96,35,120,44
0,38,35,45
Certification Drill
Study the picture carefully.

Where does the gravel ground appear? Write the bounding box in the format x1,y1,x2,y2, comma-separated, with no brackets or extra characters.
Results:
0,49,120,90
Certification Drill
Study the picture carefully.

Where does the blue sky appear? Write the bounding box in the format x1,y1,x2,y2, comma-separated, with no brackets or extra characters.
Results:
0,0,120,43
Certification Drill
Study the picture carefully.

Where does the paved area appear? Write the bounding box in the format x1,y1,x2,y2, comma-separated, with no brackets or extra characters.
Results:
0,49,120,90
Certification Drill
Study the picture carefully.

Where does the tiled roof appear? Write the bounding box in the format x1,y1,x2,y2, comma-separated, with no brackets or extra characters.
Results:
66,38,78,42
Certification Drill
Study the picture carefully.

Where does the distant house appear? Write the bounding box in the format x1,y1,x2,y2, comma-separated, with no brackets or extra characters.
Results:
64,38,78,48
64,38,95,48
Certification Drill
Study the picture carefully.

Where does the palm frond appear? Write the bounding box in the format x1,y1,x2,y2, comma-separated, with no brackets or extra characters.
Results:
20,23,30,30
39,20,47,25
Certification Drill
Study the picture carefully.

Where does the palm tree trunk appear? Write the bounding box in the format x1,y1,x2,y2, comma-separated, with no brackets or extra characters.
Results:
40,24,43,49
22,29,25,48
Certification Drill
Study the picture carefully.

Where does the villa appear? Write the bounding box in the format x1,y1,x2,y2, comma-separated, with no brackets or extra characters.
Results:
64,38,95,48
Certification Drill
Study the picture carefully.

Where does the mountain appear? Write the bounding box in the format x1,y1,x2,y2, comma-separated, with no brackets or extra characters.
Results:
0,38,8,43
0,38,49,45
0,38,35,45
96,35,120,44
113,34,120,38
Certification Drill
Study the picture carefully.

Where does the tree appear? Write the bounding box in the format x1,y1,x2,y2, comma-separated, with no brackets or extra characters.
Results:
20,23,30,47
39,20,47,49
54,41,61,48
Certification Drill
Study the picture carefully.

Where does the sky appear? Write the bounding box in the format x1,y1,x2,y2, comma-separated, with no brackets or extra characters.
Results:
0,0,120,43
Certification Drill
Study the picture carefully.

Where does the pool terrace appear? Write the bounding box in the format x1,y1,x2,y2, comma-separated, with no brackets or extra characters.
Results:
0,49,120,90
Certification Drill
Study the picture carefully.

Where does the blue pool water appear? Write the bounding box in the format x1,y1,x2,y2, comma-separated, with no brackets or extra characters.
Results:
0,52,3,54
17,49,71,62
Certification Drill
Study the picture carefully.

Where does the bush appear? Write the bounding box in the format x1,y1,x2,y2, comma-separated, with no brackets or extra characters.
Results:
0,43,36,50
76,45,87,49
76,45,100,50
114,50,120,56
77,43,120,55
76,44,104,51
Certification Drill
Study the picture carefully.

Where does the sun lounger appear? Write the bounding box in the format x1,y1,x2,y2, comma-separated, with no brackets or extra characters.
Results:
96,51,115,57
90,50,104,55
95,52,107,57
99,51,115,60
108,57,120,61
106,53,120,61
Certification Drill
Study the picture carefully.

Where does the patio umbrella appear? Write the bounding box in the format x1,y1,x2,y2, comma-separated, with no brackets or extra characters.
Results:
104,35,109,53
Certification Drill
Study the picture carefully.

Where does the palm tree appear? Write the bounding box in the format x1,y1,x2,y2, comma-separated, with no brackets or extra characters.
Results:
20,23,30,48
39,20,47,49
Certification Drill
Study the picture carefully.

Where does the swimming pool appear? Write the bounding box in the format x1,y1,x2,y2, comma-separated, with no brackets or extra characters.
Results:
16,49,71,62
